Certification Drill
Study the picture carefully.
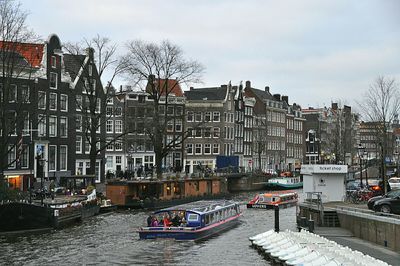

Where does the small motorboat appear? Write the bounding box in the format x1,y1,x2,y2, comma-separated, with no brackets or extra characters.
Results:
99,199,117,214
247,191,298,209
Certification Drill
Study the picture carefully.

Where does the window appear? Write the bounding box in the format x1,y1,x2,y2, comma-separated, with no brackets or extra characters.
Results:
76,115,82,131
21,86,30,103
115,141,122,151
213,143,220,154
20,145,28,168
213,127,220,138
50,72,57,88
195,144,202,154
187,111,193,122
60,146,67,170
51,56,57,68
195,128,202,138
76,136,82,153
23,112,29,135
59,117,67,137
60,94,68,111
104,109,115,123
115,120,122,133
38,115,46,137
205,112,211,122
167,106,174,115
106,156,113,168
107,98,113,105
167,121,173,132
195,112,202,122
96,98,101,113
106,138,113,151
49,116,57,137
106,120,113,133
115,107,122,116
204,127,211,138
49,93,57,110
8,145,16,169
213,112,220,122
186,143,193,155
76,95,82,111
9,84,17,102
7,111,16,135
176,106,183,116
85,137,91,154
49,145,56,171
116,156,122,164
204,144,211,154
88,64,93,76
175,120,182,132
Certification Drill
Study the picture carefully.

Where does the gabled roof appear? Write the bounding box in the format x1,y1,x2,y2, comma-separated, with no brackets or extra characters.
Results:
245,87,275,102
0,41,44,67
63,53,86,81
155,79,184,97
185,86,227,101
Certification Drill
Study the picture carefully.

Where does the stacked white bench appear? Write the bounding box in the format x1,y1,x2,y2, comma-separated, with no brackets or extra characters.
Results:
249,229,390,266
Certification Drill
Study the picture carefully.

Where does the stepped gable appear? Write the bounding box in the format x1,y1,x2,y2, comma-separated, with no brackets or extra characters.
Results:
0,41,44,67
185,86,227,101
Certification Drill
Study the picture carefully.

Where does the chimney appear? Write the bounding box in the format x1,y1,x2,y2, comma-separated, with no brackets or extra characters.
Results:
332,102,338,110
265,86,270,93
273,94,281,101
282,95,289,104
190,86,194,91
245,80,251,88
85,47,94,58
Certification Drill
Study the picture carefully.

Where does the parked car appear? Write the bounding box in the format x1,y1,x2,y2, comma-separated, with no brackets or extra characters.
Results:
367,189,400,214
388,177,400,190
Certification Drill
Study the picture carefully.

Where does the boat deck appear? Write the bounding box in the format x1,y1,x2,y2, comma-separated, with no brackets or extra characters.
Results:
32,195,87,205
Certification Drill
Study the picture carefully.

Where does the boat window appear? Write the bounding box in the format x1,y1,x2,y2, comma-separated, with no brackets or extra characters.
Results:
187,213,199,222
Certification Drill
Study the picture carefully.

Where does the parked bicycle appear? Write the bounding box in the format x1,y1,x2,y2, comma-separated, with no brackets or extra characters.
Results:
345,188,374,204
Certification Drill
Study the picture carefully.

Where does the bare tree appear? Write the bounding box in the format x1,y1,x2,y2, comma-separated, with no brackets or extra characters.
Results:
123,40,204,178
0,0,39,186
63,35,126,179
358,75,400,193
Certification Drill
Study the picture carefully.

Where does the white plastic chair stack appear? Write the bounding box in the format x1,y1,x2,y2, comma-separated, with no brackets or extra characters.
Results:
248,229,390,266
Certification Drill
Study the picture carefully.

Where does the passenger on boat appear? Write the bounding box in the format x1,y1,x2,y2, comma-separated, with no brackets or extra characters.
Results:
171,214,181,227
147,215,153,227
151,217,159,227
163,214,172,227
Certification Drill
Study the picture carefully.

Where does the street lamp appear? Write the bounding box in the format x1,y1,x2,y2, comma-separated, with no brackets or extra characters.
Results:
357,143,365,188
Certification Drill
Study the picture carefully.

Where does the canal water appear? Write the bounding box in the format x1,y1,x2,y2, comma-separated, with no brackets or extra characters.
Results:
0,191,298,265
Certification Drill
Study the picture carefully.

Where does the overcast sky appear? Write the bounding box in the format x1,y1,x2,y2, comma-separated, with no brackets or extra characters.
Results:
22,0,400,108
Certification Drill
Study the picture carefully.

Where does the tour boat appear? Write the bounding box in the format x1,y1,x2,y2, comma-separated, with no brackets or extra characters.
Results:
246,191,298,209
138,200,242,240
265,176,303,189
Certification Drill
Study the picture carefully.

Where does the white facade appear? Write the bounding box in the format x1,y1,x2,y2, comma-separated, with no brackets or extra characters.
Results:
301,164,348,202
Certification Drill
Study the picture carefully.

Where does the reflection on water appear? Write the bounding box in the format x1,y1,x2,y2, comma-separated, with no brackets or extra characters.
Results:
0,190,300,265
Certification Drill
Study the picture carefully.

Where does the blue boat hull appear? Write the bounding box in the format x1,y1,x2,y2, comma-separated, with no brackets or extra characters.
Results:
138,214,241,241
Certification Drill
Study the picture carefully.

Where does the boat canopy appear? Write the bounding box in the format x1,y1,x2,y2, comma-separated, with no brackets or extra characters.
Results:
154,200,238,215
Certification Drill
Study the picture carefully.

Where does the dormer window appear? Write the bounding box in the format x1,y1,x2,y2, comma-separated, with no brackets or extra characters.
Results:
51,56,57,68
